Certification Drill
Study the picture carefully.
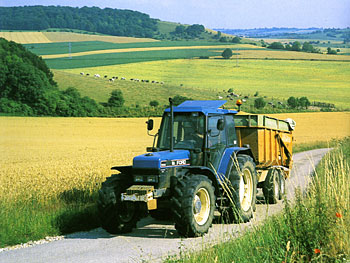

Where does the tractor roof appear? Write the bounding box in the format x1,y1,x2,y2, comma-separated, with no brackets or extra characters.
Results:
164,100,237,115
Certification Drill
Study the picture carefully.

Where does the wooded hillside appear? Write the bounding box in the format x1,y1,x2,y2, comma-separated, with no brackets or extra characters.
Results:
0,6,158,38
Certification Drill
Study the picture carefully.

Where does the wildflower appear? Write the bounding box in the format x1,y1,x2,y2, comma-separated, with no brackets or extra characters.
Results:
336,212,342,218
314,249,321,254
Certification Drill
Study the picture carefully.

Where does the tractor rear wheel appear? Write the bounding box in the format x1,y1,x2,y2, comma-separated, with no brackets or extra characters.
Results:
222,154,257,223
97,174,140,234
263,168,280,204
172,174,215,237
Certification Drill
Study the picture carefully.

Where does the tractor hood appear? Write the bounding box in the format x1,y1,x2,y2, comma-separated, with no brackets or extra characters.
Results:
133,150,190,169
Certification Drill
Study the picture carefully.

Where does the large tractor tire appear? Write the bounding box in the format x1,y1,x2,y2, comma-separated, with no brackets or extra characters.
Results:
171,174,215,237
263,168,280,204
278,169,286,200
97,174,140,234
222,154,257,223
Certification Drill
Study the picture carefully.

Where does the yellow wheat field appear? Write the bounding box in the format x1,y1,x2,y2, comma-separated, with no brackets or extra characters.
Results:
1,112,349,203
0,32,157,44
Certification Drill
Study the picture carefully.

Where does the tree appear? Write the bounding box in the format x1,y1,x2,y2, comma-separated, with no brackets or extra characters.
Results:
302,42,315,53
172,95,192,106
267,42,284,50
213,31,221,39
108,90,124,107
298,97,310,109
185,24,205,37
174,25,186,35
287,96,298,108
327,47,337,54
222,48,233,59
149,100,159,107
219,37,228,42
231,36,241,43
254,98,266,109
291,41,301,51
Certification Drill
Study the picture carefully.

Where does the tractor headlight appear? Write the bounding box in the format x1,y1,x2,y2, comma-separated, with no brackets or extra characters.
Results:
146,175,158,183
134,175,144,182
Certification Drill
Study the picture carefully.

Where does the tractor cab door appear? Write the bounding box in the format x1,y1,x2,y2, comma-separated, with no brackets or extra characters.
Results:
207,115,227,171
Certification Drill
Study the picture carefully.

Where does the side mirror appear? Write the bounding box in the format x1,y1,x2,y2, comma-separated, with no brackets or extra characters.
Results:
146,119,154,131
217,119,224,131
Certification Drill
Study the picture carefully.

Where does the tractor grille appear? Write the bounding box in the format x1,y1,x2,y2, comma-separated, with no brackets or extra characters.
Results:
126,185,154,195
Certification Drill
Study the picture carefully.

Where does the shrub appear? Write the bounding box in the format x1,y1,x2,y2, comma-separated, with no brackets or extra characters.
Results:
254,97,266,109
267,42,284,50
149,100,159,107
222,48,233,59
287,96,298,108
172,95,192,106
108,89,124,107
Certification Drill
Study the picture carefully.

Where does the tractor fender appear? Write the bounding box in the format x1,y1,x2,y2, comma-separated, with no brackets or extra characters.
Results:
233,147,256,163
182,166,221,196
224,148,256,179
111,165,132,173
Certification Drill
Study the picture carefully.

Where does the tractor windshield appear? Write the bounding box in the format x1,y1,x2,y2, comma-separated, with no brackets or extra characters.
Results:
158,112,205,150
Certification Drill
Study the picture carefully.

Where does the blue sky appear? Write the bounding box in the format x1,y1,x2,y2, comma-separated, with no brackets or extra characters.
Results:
2,0,349,29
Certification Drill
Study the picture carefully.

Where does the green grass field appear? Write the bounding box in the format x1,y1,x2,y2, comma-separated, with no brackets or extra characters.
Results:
52,70,218,107
61,58,350,109
26,40,245,56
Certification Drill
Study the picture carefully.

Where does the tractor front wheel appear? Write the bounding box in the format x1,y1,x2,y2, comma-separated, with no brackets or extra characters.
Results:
97,174,140,234
172,174,215,237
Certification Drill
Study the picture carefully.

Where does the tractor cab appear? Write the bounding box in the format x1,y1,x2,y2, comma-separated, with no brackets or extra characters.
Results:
145,100,239,171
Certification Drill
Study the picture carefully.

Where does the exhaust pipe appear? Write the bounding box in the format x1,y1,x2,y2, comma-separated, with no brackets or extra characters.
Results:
169,98,174,152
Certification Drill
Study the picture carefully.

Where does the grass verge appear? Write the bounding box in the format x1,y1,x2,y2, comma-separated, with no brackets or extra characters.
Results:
165,137,350,262
293,139,340,153
0,190,99,248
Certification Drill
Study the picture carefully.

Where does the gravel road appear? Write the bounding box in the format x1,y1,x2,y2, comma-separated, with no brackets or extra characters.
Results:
0,148,331,263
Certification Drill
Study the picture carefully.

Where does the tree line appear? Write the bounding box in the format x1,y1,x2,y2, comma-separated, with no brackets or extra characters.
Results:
264,40,338,54
0,6,158,38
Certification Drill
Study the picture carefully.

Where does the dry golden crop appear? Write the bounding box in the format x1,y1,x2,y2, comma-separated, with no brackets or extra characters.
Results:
0,32,157,44
1,112,349,204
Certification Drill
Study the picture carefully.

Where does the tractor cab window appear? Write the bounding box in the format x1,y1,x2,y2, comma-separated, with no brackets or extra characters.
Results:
225,115,238,147
208,115,227,170
158,112,204,150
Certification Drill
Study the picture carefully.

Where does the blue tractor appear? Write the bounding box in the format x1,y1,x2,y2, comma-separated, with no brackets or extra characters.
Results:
98,99,258,237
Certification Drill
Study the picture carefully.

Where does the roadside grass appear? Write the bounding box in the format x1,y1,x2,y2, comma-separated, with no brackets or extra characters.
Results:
165,137,350,263
293,139,339,153
0,196,99,247
62,58,350,109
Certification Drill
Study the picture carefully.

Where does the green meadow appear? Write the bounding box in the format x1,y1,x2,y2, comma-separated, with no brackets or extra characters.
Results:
62,58,350,109
46,48,222,69
26,40,246,56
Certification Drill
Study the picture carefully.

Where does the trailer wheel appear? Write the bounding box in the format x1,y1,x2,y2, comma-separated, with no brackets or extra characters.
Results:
278,170,286,200
263,168,279,204
171,175,215,237
223,155,257,223
97,174,139,234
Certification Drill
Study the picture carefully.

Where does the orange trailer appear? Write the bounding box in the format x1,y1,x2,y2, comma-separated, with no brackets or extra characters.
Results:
234,114,294,184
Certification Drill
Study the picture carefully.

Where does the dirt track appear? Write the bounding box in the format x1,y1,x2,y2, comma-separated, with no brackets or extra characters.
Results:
0,148,330,263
